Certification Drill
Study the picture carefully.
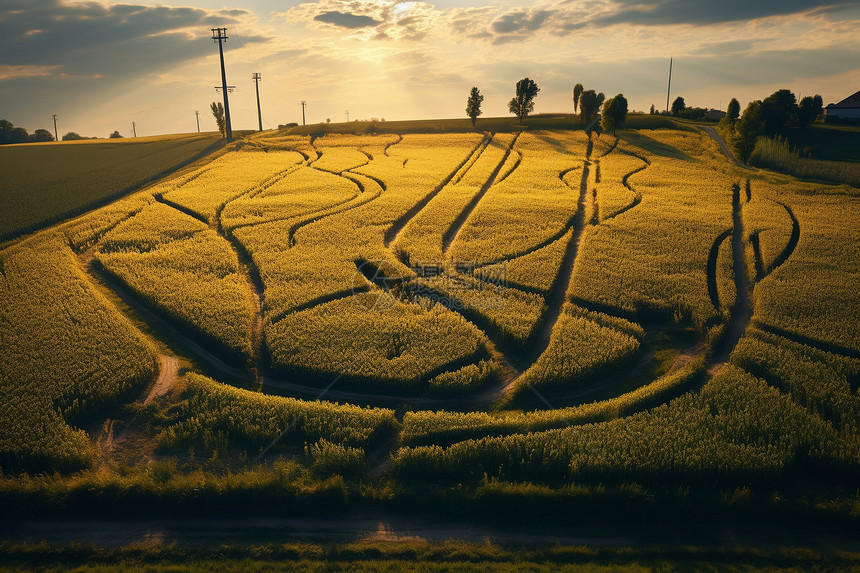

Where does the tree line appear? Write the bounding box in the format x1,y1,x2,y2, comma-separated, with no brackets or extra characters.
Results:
723,89,823,162
0,119,54,144
465,78,628,135
0,119,128,144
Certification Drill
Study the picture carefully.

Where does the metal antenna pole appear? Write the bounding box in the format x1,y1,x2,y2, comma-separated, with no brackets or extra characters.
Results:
132,122,136,137
195,110,200,133
252,73,263,132
52,114,58,142
300,101,307,125
212,28,233,142
345,109,349,122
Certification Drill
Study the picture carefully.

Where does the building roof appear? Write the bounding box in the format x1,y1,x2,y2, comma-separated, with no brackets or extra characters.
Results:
826,90,860,109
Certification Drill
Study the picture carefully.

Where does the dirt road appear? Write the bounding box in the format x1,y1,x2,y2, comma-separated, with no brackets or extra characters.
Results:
701,126,755,171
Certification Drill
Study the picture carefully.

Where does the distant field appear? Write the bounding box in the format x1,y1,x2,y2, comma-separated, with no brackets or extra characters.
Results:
0,133,222,241
786,124,860,162
286,113,684,136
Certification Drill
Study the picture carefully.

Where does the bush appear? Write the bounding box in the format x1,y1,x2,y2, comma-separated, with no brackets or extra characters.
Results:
306,439,367,479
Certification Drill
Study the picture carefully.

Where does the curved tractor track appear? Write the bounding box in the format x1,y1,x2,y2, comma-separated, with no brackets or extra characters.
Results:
442,133,520,254
78,134,803,419
491,137,659,403
384,134,490,248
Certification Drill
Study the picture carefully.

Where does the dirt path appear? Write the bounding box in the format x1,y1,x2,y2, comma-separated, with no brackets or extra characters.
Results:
144,355,179,404
701,126,755,171
1,512,855,552
97,354,180,458
708,181,753,374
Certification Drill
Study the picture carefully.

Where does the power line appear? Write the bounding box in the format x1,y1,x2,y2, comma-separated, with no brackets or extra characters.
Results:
211,27,233,142
252,73,263,132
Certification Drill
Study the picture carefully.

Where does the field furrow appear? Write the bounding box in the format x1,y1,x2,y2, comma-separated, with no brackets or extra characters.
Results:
4,124,858,511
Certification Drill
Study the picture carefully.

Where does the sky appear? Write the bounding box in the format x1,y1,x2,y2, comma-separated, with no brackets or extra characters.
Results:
2,0,859,138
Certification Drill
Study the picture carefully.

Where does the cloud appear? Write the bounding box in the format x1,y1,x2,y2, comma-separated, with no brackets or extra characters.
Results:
446,0,859,45
0,64,60,80
281,1,440,41
0,0,268,81
592,0,847,26
489,9,556,43
314,11,382,29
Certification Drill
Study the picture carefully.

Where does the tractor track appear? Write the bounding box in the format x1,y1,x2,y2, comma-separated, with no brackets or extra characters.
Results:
521,138,593,367
384,134,489,248
442,133,520,254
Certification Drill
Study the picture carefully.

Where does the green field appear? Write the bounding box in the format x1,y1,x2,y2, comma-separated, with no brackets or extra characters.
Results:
0,133,223,242
1,124,858,560
786,124,860,162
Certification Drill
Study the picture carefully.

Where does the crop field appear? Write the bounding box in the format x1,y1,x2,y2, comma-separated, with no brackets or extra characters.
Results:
0,133,223,241
0,124,858,534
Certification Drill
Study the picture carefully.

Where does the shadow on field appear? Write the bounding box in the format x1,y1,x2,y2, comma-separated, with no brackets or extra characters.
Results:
618,130,691,161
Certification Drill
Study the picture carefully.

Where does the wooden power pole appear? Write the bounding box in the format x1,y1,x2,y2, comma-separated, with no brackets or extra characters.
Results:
211,28,233,142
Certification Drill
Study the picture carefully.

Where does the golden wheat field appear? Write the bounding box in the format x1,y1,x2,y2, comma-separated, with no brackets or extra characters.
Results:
0,125,858,515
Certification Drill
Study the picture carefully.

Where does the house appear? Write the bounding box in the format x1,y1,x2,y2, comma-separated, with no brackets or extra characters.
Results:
824,90,860,123
704,109,726,121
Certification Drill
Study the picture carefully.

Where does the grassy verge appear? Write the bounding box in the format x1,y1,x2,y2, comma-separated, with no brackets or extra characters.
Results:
0,537,858,572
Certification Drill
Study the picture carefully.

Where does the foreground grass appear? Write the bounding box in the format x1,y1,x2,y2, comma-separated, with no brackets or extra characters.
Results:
1,541,859,573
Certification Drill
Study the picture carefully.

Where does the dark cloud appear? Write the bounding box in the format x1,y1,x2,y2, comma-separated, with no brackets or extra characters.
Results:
314,11,382,29
459,0,855,44
491,10,555,34
591,0,846,27
0,0,266,79
288,1,438,41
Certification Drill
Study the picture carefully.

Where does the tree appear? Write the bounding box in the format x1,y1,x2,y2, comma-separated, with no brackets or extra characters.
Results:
727,98,740,121
734,100,764,162
578,90,604,126
0,119,15,145
465,87,484,128
650,104,656,115
62,132,84,141
31,129,54,142
671,96,686,116
573,83,584,114
508,77,540,122
760,89,797,135
601,94,628,135
211,101,226,137
797,94,823,128
109,130,123,139
9,126,29,144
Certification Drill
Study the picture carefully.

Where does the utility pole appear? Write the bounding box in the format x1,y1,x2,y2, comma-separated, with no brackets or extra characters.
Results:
195,110,200,133
345,109,349,122
52,114,58,142
300,100,307,125
132,122,136,137
666,57,673,113
211,27,233,142
252,73,263,131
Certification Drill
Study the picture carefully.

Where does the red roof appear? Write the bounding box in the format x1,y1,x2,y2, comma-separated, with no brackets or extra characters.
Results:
826,90,860,109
